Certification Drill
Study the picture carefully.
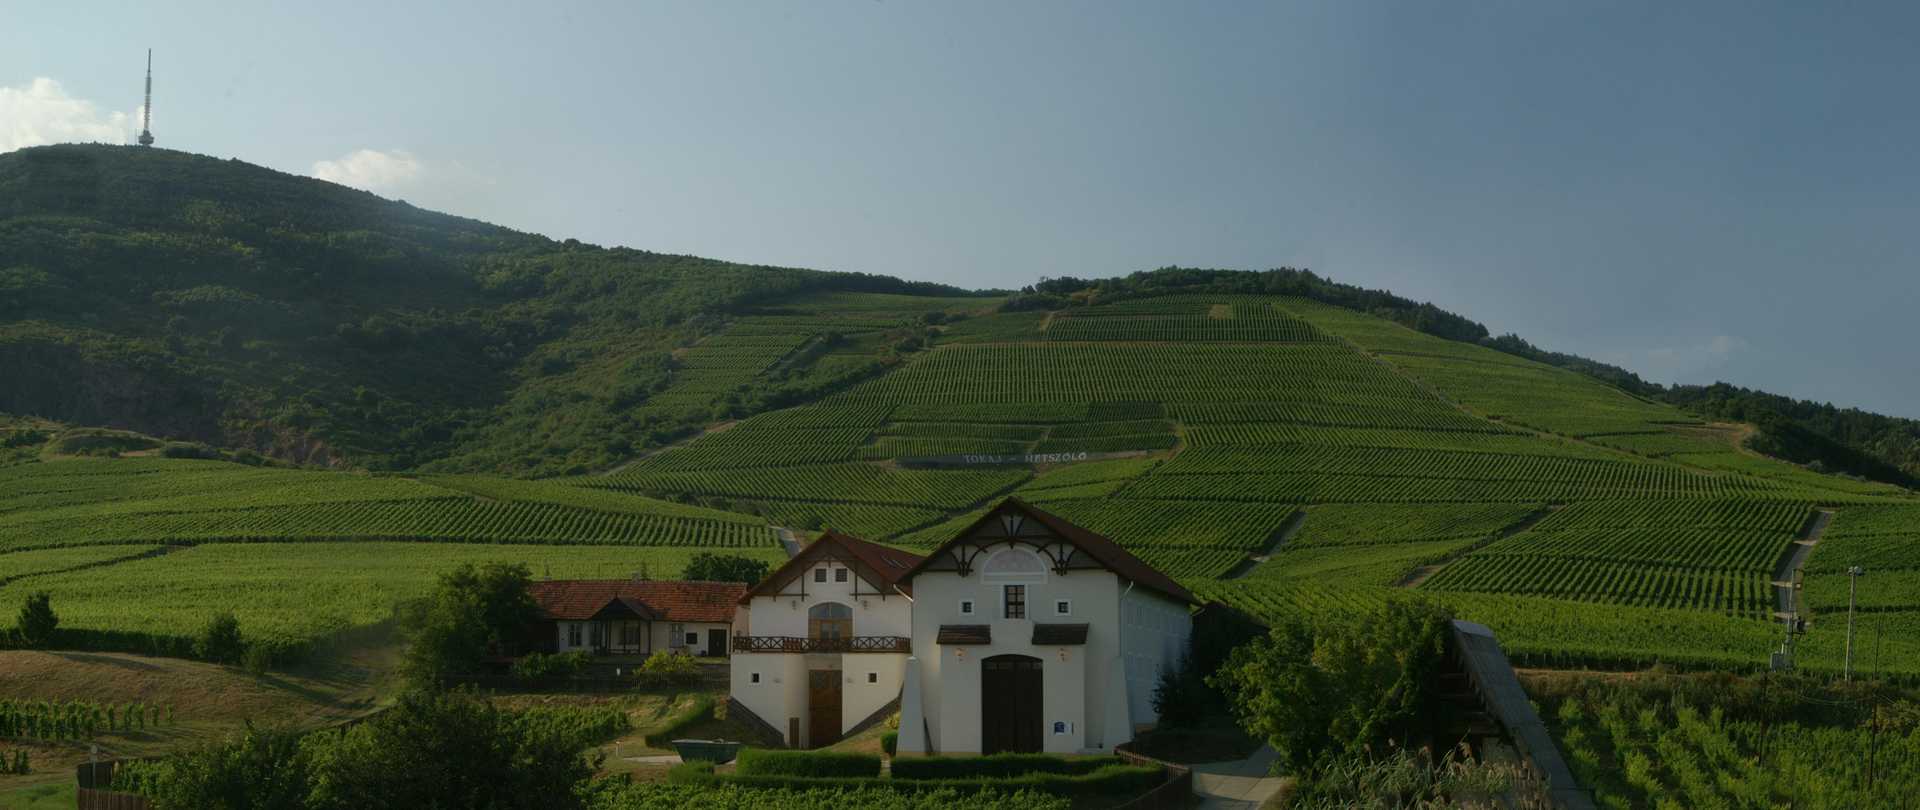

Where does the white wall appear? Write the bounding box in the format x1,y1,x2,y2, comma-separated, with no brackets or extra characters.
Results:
730,653,808,745
906,549,1123,755
1120,588,1193,728
742,560,911,638
652,621,731,656
840,653,909,730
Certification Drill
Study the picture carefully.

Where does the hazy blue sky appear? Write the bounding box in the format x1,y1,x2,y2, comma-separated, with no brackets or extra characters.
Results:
5,2,1917,417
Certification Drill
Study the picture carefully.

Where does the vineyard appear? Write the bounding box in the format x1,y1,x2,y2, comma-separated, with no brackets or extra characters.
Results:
2,289,1917,677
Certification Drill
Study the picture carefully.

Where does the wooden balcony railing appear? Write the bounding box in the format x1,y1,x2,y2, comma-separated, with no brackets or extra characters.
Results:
731,635,912,654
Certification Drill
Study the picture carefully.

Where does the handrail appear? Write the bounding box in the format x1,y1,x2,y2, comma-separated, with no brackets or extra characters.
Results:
731,635,911,653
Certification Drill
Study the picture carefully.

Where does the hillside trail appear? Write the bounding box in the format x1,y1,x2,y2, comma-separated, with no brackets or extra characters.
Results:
1397,505,1563,588
1773,509,1836,618
1218,512,1308,580
774,527,802,558
1191,745,1285,808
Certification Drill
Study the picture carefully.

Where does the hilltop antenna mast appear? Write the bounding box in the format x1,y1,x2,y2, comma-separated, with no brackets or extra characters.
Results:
137,49,155,147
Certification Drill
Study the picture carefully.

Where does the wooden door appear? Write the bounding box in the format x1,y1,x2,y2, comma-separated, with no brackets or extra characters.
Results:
708,628,728,657
981,655,1043,754
808,670,842,747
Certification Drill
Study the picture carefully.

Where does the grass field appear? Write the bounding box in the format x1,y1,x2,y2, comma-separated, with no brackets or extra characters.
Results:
2,290,1916,678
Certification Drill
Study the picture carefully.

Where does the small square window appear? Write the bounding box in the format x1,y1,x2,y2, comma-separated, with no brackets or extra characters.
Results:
1056,600,1071,615
835,568,849,583
867,672,878,684
959,600,975,615
814,568,827,583
750,672,761,684
685,632,699,645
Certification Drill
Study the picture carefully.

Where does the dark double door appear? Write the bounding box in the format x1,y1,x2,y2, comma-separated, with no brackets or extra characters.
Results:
809,670,842,747
981,655,1043,754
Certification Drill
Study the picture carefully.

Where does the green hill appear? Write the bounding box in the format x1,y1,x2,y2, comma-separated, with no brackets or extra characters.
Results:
0,144,975,475
3,145,1919,680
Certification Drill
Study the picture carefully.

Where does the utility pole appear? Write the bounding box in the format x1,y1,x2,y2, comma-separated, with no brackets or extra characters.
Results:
1846,565,1864,681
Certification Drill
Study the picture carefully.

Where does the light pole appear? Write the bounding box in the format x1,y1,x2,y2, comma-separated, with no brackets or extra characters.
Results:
1845,566,1865,681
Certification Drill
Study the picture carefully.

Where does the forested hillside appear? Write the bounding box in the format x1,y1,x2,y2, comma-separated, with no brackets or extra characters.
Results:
0,144,970,475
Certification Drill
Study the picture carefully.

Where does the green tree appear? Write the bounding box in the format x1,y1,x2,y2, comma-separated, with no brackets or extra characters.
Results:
142,726,312,810
194,611,245,665
1209,599,1452,774
16,591,57,648
403,562,539,684
304,689,593,810
680,552,771,585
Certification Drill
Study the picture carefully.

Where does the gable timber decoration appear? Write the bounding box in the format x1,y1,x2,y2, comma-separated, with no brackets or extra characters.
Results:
904,498,1198,605
739,530,924,604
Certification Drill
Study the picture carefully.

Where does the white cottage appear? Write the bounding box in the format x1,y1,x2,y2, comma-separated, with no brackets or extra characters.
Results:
727,532,921,747
897,499,1195,756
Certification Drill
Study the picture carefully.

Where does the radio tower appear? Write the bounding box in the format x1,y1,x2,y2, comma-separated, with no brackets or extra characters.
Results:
137,49,155,147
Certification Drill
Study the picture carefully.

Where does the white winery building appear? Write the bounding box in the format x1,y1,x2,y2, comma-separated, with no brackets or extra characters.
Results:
729,499,1195,755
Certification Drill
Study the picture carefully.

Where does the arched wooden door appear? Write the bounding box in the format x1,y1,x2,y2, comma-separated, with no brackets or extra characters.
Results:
981,654,1043,754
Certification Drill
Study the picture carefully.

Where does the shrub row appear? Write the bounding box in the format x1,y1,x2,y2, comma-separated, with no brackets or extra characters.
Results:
674,759,1163,798
890,753,1124,780
734,748,882,778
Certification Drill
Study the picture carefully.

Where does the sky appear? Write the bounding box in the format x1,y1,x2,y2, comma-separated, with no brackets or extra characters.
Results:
4,2,1917,417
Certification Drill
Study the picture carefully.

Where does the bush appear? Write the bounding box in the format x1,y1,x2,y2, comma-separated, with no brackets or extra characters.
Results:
734,748,881,778
635,649,699,688
664,761,715,784
641,694,715,747
881,730,898,757
513,651,592,685
243,644,275,675
16,592,56,649
195,611,245,664
890,753,1122,780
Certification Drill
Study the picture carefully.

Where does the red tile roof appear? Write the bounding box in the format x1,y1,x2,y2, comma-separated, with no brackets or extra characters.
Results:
530,580,745,623
740,531,926,603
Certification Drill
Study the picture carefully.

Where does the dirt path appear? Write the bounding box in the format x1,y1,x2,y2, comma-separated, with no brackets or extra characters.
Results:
1773,509,1835,618
1219,512,1308,580
1399,505,1562,588
774,527,802,559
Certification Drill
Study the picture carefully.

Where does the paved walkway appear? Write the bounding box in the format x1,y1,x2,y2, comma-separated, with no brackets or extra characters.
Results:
1191,745,1284,809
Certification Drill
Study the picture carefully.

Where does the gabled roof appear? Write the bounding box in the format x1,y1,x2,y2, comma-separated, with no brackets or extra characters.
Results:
530,580,745,623
900,498,1197,606
739,530,925,604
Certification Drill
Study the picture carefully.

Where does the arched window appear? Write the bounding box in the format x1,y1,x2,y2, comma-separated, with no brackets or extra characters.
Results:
809,602,853,642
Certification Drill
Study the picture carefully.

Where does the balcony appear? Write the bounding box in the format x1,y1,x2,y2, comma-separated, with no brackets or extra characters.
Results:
731,635,911,654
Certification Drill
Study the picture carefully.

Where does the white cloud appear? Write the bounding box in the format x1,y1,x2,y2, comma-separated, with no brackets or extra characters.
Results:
311,148,424,193
1705,334,1749,356
0,78,133,153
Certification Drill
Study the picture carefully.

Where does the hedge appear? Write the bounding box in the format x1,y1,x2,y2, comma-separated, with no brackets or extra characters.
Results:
881,731,898,757
734,748,882,778
584,780,1073,810
675,764,1163,798
890,753,1123,780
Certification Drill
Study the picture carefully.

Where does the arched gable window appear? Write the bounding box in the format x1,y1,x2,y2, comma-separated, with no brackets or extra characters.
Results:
981,547,1047,582
808,602,853,641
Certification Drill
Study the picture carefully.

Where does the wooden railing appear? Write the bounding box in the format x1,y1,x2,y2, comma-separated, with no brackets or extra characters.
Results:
732,635,911,653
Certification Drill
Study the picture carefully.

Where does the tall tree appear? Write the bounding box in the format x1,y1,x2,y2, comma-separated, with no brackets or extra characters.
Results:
16,592,57,648
404,562,539,684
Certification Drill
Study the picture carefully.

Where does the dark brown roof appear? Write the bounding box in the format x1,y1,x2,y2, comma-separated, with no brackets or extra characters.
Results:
1031,623,1089,645
739,530,926,604
936,624,992,645
530,580,745,623
900,498,1198,606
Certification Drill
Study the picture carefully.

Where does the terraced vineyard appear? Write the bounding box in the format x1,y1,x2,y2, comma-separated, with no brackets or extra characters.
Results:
3,289,1916,674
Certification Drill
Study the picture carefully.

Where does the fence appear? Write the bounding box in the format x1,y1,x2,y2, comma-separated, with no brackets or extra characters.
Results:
1111,745,1194,810
731,635,911,653
76,761,152,810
